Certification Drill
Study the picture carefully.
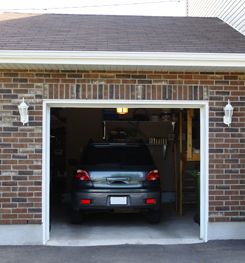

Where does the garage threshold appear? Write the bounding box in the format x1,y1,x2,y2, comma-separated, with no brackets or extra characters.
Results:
47,203,203,246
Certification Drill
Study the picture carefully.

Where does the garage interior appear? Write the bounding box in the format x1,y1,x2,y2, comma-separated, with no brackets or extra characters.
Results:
48,107,201,245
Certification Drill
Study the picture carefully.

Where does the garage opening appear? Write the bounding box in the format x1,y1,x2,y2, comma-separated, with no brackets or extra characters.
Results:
46,105,204,246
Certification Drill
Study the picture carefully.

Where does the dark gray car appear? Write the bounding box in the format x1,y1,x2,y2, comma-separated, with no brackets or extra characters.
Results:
71,142,162,224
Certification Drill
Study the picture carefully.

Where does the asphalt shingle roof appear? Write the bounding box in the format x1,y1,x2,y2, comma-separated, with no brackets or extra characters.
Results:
0,12,245,53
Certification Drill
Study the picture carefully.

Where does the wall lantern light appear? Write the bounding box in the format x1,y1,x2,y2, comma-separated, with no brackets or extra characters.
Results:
18,98,29,125
116,108,128,115
223,100,234,126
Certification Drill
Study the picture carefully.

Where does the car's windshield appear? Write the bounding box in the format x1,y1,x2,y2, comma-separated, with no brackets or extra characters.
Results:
80,146,154,166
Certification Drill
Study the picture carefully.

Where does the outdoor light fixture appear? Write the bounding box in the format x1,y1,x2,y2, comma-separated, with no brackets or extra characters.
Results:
116,108,128,115
223,100,234,126
18,98,29,125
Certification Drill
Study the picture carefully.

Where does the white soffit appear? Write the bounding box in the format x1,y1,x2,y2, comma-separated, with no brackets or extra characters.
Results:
0,51,245,72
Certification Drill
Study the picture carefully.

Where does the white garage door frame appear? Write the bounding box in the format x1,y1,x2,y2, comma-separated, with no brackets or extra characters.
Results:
42,99,209,245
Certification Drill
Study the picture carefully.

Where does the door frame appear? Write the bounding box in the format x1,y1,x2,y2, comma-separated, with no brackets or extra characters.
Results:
42,99,209,244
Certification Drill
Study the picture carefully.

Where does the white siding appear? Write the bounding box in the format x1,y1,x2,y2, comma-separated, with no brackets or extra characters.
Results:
187,0,245,35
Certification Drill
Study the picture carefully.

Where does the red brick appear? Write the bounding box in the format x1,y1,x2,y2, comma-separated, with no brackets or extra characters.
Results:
225,190,239,195
215,196,229,200
231,206,245,210
106,79,120,84
0,209,11,213
18,214,33,219
2,203,17,208
28,187,41,191
61,79,75,84
84,74,99,78
122,79,136,84
231,185,245,189
28,219,42,224
225,180,239,185
13,165,28,169
19,73,34,78
12,220,28,224
12,209,27,213
18,203,33,208
2,214,17,219
147,74,162,79
225,201,239,206
29,154,42,159
225,212,239,216
209,201,223,206
215,217,229,222
34,214,42,218
29,198,41,202
12,187,27,192
209,190,224,195
29,78,45,83
231,196,245,200
2,193,16,198
0,220,11,224
18,182,33,186
18,193,33,197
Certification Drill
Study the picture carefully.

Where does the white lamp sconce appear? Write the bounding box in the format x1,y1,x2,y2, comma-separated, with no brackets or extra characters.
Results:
223,100,234,127
116,108,128,115
18,98,29,125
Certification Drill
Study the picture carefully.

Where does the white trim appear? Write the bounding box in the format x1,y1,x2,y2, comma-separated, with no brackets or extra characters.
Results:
42,99,209,245
1,51,245,68
43,99,207,109
200,103,209,242
42,103,51,244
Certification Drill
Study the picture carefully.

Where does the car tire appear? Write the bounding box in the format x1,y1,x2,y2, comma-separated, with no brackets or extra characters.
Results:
147,208,161,224
193,213,200,225
71,208,83,224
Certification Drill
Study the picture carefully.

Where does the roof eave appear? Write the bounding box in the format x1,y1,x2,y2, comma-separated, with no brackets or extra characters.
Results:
0,50,245,72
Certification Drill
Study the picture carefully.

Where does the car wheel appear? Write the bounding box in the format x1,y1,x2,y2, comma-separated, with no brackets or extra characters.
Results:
193,213,200,225
147,208,161,224
71,208,83,224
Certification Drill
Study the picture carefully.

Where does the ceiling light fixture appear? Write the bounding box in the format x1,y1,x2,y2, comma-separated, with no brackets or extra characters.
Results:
116,108,128,115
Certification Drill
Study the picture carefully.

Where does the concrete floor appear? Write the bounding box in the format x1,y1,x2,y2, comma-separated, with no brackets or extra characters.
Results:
48,201,202,246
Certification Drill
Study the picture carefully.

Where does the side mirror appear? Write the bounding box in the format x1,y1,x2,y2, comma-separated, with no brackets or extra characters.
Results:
68,159,78,166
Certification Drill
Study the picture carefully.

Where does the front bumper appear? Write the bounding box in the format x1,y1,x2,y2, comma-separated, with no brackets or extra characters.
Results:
72,189,161,211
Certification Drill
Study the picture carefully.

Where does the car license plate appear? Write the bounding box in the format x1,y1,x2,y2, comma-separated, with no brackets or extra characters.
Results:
110,197,127,205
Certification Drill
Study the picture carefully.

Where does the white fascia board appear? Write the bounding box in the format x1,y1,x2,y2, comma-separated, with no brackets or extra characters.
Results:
0,50,245,68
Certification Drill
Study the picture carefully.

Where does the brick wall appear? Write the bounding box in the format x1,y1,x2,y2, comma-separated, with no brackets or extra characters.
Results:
0,69,244,224
208,73,245,222
0,69,43,224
